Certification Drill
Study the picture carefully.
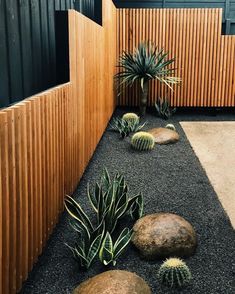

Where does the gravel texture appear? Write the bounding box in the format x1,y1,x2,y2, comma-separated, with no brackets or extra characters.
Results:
21,108,235,294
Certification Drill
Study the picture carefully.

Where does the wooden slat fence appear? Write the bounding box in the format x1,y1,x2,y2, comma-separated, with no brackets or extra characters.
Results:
0,0,116,293
117,8,235,107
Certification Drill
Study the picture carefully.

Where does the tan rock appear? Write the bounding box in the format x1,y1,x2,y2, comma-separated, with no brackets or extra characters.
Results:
147,127,179,144
132,213,197,260
73,270,152,294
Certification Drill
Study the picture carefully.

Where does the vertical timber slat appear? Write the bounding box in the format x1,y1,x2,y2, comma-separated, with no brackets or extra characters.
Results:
117,8,235,107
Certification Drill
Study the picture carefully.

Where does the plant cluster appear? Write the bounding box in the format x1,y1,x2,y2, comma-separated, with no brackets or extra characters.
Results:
155,97,176,120
131,131,155,151
158,258,192,288
110,114,146,138
65,168,143,269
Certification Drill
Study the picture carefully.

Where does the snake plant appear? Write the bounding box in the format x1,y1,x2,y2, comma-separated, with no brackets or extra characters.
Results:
64,195,105,269
65,168,144,269
88,168,144,233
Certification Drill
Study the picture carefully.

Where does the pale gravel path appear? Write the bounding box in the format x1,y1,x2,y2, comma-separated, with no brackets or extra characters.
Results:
181,121,235,228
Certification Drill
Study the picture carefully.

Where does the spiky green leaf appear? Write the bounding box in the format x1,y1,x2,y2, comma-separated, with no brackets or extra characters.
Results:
113,228,132,259
99,232,114,265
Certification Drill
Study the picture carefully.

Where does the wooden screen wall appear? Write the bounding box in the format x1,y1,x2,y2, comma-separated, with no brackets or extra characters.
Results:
117,9,235,107
0,0,116,293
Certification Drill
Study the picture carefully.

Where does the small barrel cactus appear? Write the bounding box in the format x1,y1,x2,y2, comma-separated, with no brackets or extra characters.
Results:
122,113,139,124
131,132,155,151
165,124,176,131
158,258,192,288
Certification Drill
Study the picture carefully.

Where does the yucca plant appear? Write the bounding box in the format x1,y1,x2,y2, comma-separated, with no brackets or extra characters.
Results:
155,97,176,120
115,42,181,116
99,228,133,266
65,168,144,269
109,116,146,138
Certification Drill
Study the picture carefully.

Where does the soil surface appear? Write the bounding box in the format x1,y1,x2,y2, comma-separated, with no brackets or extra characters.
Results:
20,108,235,294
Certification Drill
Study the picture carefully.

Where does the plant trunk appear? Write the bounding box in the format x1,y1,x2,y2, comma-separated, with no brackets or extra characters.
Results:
140,82,148,117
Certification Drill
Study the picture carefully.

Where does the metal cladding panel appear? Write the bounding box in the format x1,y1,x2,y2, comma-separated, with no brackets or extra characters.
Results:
0,0,101,108
114,0,235,34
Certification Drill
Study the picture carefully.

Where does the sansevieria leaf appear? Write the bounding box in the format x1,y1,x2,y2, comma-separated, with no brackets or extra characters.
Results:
101,167,111,191
87,234,103,267
126,193,142,212
65,195,93,232
130,194,144,220
87,183,99,212
99,232,114,266
65,243,88,267
113,228,133,260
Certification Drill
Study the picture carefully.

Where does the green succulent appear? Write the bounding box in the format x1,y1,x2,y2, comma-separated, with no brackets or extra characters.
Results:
155,97,176,120
64,195,105,269
99,228,133,266
88,168,144,233
115,42,181,116
165,124,176,131
122,113,140,124
131,131,155,151
65,168,144,269
158,258,192,288
109,117,146,138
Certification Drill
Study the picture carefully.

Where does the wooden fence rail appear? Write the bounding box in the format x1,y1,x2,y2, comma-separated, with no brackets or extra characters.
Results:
117,8,235,107
0,0,116,293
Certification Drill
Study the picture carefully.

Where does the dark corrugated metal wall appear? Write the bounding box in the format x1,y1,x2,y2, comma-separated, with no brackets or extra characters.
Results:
0,0,101,108
114,0,235,35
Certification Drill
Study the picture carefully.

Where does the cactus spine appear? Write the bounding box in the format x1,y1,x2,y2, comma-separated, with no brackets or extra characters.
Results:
131,132,155,151
158,258,192,288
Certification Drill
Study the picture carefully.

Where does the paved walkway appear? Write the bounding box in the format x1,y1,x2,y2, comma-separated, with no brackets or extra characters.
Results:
181,121,235,229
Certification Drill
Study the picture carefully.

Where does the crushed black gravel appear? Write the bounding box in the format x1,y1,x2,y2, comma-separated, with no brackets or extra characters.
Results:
20,108,235,294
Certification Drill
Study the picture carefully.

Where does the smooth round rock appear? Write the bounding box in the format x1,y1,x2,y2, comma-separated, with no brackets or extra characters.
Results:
73,270,152,294
147,127,179,144
132,213,197,260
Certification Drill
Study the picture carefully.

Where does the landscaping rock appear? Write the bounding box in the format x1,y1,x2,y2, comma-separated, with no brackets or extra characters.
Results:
147,127,179,144
73,270,152,294
132,213,197,259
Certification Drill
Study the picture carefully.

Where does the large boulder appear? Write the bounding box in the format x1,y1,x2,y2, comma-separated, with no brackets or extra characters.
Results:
73,270,152,294
132,213,197,260
147,128,179,144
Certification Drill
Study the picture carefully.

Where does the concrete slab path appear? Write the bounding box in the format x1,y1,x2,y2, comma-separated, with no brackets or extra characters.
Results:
181,121,235,229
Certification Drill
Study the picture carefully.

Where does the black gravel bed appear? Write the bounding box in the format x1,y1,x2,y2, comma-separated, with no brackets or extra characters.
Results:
21,108,235,294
